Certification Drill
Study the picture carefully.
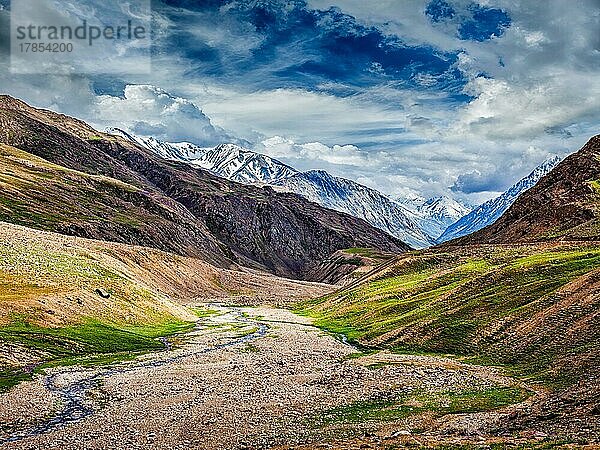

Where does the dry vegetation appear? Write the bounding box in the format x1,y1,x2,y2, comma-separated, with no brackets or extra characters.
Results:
0,221,330,391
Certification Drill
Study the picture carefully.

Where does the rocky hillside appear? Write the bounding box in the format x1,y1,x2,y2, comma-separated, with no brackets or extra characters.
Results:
0,220,331,390
0,143,229,267
0,96,408,279
274,170,435,248
453,136,600,244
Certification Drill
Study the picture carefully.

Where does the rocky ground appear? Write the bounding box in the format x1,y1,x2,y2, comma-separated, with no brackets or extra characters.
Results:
0,305,584,449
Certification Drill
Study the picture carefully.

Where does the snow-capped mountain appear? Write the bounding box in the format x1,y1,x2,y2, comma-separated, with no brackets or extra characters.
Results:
273,171,436,249
111,129,480,248
402,196,473,240
192,144,298,184
110,128,296,184
438,156,562,243
108,128,207,161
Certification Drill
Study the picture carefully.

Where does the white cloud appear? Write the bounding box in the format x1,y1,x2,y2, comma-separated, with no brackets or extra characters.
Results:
452,74,600,141
92,84,239,145
260,136,369,166
194,87,402,146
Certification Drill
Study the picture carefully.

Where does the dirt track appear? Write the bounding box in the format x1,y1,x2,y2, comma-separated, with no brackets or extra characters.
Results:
0,305,549,449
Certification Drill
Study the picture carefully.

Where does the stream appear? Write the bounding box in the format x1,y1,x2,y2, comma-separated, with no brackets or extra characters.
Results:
0,306,267,445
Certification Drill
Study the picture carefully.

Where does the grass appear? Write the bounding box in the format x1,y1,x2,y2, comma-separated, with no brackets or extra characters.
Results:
343,349,380,360
312,387,530,426
239,343,260,353
189,306,221,318
0,369,31,393
234,325,260,338
298,244,600,388
0,319,195,392
0,233,192,327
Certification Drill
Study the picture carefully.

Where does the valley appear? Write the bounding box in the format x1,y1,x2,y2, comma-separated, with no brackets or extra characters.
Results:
0,0,598,446
0,96,599,448
0,304,558,450
1,220,597,448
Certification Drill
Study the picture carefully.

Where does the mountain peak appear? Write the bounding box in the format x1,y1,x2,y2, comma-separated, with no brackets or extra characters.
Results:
303,169,335,179
438,155,563,243
213,143,247,154
396,195,473,240
451,136,600,244
275,171,435,249
114,133,298,184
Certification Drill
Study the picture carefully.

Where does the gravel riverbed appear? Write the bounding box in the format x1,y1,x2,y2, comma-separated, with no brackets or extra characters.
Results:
0,305,547,449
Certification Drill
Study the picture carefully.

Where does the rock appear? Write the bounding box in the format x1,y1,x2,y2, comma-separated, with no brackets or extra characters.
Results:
390,430,411,437
95,288,111,299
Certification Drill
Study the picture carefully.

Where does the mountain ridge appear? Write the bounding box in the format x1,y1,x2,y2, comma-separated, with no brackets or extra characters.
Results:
118,132,469,248
438,155,562,243
452,135,600,244
398,195,473,240
273,169,436,249
0,95,409,280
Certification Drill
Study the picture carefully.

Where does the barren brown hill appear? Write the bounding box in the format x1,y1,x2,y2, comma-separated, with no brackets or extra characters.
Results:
452,134,600,245
0,143,230,267
0,95,409,280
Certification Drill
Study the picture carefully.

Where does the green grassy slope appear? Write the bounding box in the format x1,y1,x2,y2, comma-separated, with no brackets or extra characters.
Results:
299,243,600,390
0,320,194,392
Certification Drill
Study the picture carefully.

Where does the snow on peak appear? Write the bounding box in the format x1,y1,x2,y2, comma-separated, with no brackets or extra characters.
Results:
438,155,563,243
396,195,473,241
106,130,297,184
198,143,298,183
106,127,208,161
274,171,436,249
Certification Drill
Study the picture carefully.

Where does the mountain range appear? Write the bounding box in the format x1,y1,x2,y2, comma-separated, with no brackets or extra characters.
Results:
0,96,408,280
108,129,298,184
117,133,565,249
304,134,600,435
112,135,486,248
271,170,435,248
396,195,473,240
438,155,562,243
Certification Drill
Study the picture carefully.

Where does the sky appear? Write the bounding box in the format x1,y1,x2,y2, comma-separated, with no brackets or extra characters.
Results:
0,0,599,204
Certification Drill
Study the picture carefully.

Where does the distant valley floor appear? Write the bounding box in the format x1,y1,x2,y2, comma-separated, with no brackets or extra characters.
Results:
0,305,583,450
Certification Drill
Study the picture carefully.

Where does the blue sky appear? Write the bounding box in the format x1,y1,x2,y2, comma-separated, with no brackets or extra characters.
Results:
0,0,599,203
